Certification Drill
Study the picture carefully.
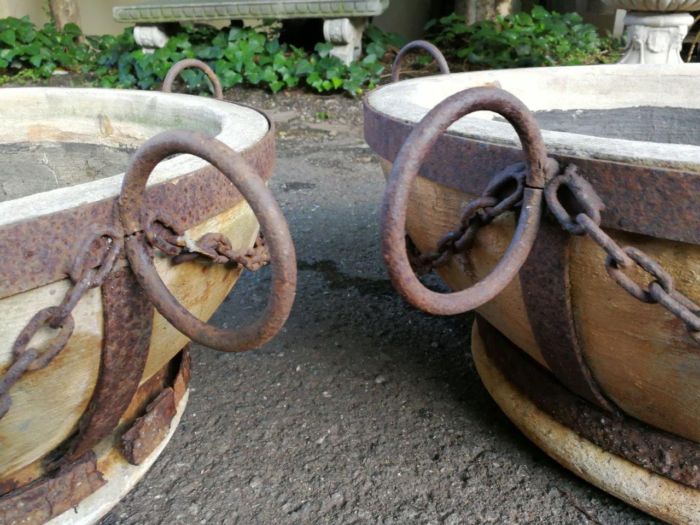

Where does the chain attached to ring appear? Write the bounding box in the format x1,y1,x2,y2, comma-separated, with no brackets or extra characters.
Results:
544,165,700,344
0,229,121,419
145,214,270,272
408,162,528,275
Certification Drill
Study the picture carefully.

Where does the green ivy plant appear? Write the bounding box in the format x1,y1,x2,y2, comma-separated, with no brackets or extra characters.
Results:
0,16,400,96
0,16,93,82
426,6,620,69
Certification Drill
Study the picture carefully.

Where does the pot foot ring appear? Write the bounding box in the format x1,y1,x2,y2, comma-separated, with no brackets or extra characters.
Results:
0,349,191,525
47,390,189,525
471,318,700,525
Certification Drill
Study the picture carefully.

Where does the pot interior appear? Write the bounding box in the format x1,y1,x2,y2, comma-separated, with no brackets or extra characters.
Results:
0,142,133,202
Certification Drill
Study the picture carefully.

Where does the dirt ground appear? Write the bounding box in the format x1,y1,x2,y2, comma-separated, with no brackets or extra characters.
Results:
101,88,658,525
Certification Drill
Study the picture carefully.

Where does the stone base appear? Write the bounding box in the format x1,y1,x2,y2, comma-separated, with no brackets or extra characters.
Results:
620,11,694,64
471,321,700,525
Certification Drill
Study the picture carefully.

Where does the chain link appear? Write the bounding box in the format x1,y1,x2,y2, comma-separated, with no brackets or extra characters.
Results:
545,165,700,345
408,163,527,275
146,214,271,272
0,229,120,419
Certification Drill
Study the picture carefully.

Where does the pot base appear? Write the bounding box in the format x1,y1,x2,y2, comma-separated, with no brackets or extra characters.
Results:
471,319,700,525
48,390,188,525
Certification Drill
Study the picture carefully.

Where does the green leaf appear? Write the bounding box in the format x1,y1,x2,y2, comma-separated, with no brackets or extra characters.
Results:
0,29,16,46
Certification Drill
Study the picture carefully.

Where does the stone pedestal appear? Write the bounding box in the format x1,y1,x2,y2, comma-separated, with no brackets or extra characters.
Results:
620,11,694,64
323,18,367,64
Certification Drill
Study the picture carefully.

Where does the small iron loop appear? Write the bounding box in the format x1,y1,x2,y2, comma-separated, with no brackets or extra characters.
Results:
69,227,122,284
0,349,38,418
11,307,76,371
453,223,481,253
49,277,93,329
480,162,526,218
576,213,633,269
145,212,187,256
459,196,499,228
648,282,700,334
391,40,450,83
162,58,224,100
605,246,674,304
545,165,604,236
436,230,459,252
0,348,37,394
669,288,700,314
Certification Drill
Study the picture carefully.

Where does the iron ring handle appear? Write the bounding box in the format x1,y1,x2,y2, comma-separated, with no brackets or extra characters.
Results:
391,40,450,83
119,130,297,352
381,86,549,316
162,58,224,100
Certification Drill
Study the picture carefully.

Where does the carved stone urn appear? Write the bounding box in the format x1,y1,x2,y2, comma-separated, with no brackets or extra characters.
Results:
602,0,700,63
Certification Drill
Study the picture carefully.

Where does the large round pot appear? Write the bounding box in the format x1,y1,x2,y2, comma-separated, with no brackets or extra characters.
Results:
0,87,296,524
366,63,700,524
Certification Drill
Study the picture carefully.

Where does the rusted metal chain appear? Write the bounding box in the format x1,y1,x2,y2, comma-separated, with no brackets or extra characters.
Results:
162,58,224,100
119,129,297,353
382,86,555,316
545,165,700,345
0,228,120,419
148,216,271,271
409,162,527,275
391,40,450,83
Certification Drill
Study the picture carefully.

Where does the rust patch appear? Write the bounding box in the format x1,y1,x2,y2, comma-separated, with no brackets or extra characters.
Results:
58,267,153,464
172,346,191,404
121,388,176,466
0,453,105,525
477,316,700,489
121,346,190,466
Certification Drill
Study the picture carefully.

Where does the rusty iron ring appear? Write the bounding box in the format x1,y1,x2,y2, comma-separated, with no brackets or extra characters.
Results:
162,58,224,100
391,40,450,83
119,130,297,353
381,86,549,316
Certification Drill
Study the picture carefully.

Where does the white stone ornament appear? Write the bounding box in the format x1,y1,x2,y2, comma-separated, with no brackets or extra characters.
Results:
323,18,367,65
620,12,693,64
133,25,169,53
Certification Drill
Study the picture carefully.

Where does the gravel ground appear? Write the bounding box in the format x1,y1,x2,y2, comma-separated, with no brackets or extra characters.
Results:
102,88,658,525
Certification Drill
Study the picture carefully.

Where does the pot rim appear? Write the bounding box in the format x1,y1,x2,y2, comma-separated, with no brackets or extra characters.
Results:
0,88,270,227
367,63,700,175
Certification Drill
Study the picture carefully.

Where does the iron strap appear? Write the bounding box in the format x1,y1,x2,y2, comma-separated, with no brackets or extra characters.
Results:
519,217,615,412
57,267,154,465
365,101,700,246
